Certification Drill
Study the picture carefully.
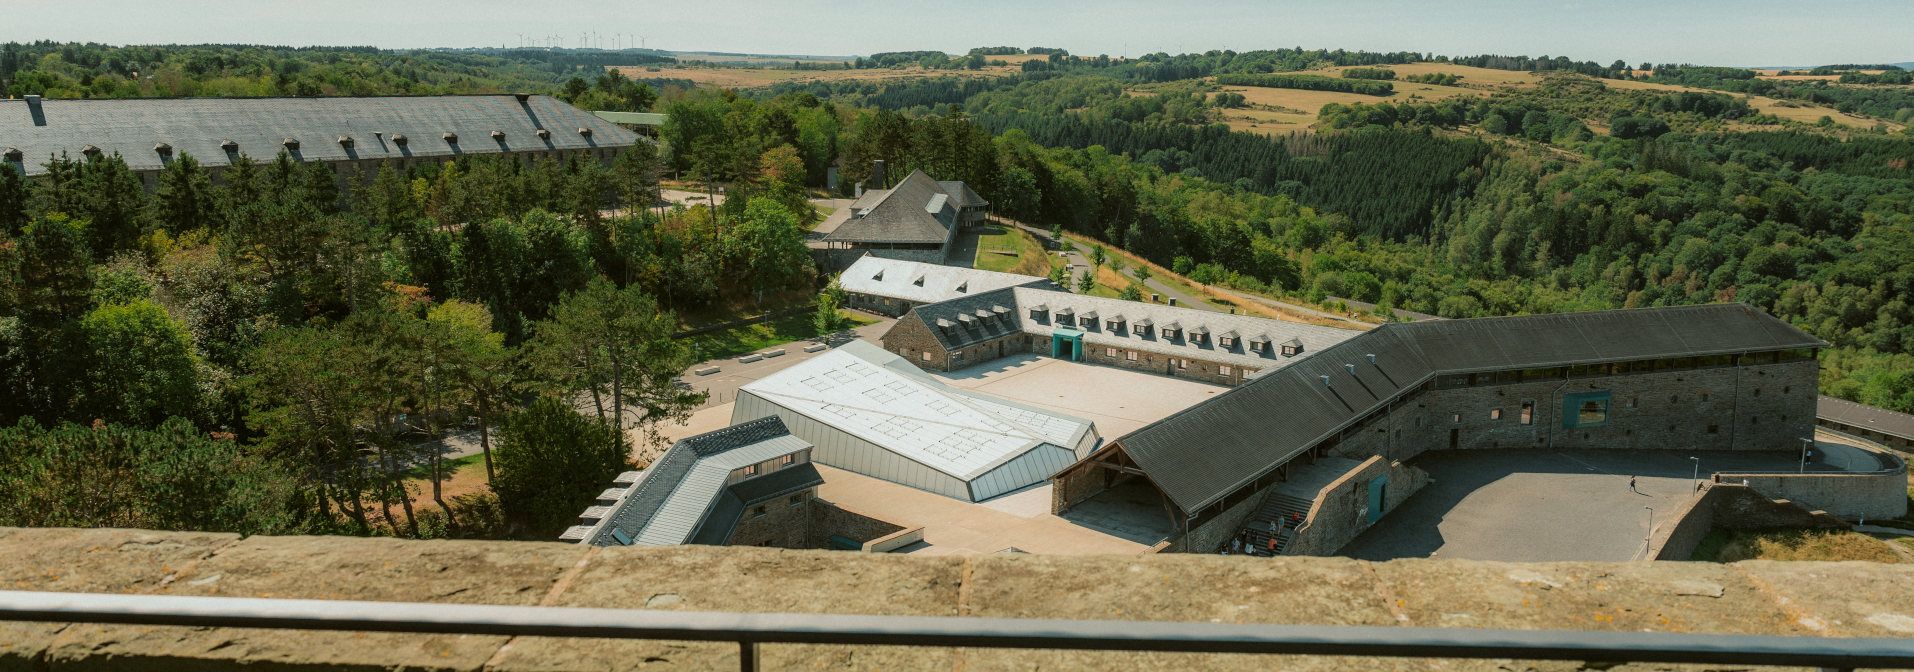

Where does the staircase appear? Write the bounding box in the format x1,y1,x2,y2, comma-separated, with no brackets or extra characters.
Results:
1240,492,1314,556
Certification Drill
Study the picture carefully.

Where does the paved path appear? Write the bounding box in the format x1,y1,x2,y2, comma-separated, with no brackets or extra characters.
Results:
1003,220,1222,314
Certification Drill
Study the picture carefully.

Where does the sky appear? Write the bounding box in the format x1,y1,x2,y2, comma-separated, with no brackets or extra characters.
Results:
7,0,1911,67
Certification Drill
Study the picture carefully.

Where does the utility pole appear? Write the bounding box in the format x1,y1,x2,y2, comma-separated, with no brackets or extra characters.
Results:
1643,506,1654,557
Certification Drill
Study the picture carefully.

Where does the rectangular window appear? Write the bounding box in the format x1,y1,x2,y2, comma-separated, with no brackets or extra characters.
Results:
1106,347,1117,357
751,505,767,518
1563,391,1611,429
742,464,758,477
788,492,807,507
1490,408,1503,420
920,351,932,362
1176,359,1188,369
1520,401,1534,425
1220,365,1233,376
778,454,794,468
1126,350,1138,361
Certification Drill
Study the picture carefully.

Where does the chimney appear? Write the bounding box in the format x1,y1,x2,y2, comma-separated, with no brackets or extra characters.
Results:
25,95,46,127
870,160,886,189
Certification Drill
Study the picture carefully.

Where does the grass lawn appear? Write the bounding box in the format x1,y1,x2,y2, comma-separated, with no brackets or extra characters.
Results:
684,309,876,361
975,224,1056,277
1691,528,1901,563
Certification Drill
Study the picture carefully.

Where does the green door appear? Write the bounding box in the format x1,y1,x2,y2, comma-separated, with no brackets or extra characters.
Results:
1366,474,1390,523
1050,329,1084,362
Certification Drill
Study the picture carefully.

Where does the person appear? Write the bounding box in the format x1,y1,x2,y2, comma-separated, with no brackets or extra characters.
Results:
1628,475,1639,494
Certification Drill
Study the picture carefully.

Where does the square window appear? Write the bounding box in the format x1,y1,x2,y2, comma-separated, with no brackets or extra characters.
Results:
751,506,767,518
920,351,932,362
1220,365,1233,375
778,454,794,468
1490,408,1503,420
788,492,807,507
1126,351,1138,361
1106,347,1117,357
742,464,758,477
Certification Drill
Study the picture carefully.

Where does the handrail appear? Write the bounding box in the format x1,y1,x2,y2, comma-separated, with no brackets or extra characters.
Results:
1,590,1911,670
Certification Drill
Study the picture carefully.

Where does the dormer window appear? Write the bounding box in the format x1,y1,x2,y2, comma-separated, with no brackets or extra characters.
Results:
1219,331,1238,348
392,134,408,147
154,142,173,155
1280,338,1304,357
338,135,355,148
1028,304,1047,318
536,128,552,140
81,144,102,157
282,137,300,151
578,127,593,137
911,275,926,287
491,130,506,141
442,132,458,143
871,270,884,281
955,281,968,293
220,139,238,153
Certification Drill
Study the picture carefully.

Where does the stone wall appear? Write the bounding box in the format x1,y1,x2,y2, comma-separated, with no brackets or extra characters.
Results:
1648,484,1851,560
729,489,820,549
1714,468,1909,521
1285,457,1431,556
1171,485,1269,554
1327,361,1820,463
1080,340,1248,385
808,499,907,547
8,527,1914,671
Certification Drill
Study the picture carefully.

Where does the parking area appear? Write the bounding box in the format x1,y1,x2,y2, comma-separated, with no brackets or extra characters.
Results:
1342,450,1844,562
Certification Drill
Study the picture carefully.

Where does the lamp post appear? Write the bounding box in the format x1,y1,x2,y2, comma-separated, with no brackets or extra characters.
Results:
1643,506,1655,557
1689,456,1700,491
1799,437,1813,474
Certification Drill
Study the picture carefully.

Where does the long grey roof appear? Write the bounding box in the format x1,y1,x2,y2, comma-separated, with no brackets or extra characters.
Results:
1110,303,1826,514
1818,395,1914,442
838,256,1053,305
573,416,814,546
824,169,963,245
2,94,639,175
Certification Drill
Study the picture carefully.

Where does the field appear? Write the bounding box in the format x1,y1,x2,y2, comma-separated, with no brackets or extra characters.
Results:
1210,64,1504,137
1691,528,1904,563
975,224,1057,276
611,63,1018,89
1597,77,1899,131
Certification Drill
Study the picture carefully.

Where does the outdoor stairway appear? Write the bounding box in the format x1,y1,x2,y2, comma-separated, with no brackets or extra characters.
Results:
1241,492,1315,556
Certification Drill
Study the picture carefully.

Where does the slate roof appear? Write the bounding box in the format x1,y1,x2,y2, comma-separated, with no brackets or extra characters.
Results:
1818,395,1914,442
686,463,825,546
901,285,1359,372
824,170,964,245
838,256,1053,305
570,416,816,546
1110,304,1827,514
2,94,639,175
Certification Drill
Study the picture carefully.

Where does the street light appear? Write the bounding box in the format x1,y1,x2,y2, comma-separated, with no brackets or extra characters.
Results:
1799,437,1813,473
1689,456,1700,491
1643,506,1655,557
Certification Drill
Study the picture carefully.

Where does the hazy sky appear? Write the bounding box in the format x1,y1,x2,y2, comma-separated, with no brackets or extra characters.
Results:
8,0,1911,67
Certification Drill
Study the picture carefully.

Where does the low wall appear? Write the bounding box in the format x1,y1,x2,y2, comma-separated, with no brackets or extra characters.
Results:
1648,484,1851,560
1714,444,1908,520
6,527,1914,671
1285,457,1430,557
808,500,906,548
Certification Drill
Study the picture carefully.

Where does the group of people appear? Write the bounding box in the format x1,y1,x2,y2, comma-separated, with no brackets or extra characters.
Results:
1220,512,1306,556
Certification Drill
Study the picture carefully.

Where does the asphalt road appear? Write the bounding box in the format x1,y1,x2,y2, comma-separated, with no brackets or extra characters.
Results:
1341,449,1844,562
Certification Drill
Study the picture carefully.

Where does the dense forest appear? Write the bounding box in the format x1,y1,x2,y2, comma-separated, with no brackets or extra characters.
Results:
4,42,1914,540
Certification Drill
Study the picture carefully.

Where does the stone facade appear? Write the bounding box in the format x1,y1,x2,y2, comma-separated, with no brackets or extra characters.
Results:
1282,457,1430,556
1081,337,1252,386
1325,360,1821,463
1649,483,1851,559
728,488,821,549
879,314,1029,372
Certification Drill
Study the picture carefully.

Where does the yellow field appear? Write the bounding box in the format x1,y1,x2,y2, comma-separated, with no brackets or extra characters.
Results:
610,64,1016,89
1601,77,1898,130
1212,64,1494,137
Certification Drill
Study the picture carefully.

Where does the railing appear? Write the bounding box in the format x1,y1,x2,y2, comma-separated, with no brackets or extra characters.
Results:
0,591,1908,671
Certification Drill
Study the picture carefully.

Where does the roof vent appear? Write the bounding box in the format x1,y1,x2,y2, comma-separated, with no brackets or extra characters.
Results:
491,130,506,140
337,135,354,148
513,93,531,103
1366,353,1377,366
24,95,45,127
81,144,101,156
442,132,458,143
536,128,551,140
153,142,172,155
578,127,593,137
220,139,238,152
1320,375,1332,387
392,134,408,146
282,137,300,150
1345,363,1357,376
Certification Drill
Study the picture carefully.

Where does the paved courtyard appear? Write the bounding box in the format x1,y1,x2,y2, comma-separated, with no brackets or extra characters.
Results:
1341,449,1845,562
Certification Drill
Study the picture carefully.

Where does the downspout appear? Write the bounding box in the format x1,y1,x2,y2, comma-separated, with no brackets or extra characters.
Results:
1547,372,1573,449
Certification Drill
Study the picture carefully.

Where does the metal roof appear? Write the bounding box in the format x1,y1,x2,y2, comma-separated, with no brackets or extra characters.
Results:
1818,395,1914,441
1111,303,1826,514
838,256,1052,306
739,341,1096,480
823,170,968,245
575,417,814,547
2,94,639,175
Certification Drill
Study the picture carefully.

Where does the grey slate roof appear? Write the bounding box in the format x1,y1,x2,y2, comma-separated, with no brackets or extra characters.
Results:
2,94,639,175
686,463,825,546
824,170,964,245
838,256,1054,305
1111,304,1826,514
1818,395,1914,442
577,416,814,547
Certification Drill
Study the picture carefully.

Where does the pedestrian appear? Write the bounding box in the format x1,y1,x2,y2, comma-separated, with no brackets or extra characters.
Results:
1628,475,1639,494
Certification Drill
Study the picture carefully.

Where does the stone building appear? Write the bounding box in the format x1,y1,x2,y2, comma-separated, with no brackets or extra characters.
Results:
1816,395,1914,451
560,417,824,548
2,93,639,188
835,255,1054,318
1049,304,1835,554
818,168,989,265
880,285,1355,385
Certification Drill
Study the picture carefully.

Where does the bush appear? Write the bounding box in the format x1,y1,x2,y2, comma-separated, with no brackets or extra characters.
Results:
1214,73,1393,96
1342,67,1397,81
493,397,624,535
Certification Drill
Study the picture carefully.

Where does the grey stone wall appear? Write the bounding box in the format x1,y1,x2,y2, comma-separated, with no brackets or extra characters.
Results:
1715,469,1909,520
1284,457,1430,557
1649,484,1851,559
10,527,1914,670
1175,486,1274,554
1080,341,1249,385
878,314,950,370
729,488,821,548
1328,361,1819,462
844,292,914,318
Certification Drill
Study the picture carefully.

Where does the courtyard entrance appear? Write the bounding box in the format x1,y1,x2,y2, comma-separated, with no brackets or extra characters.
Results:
1050,328,1084,362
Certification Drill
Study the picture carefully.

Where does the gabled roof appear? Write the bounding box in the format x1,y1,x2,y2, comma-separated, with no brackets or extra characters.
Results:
2,94,639,175
824,170,965,245
1112,304,1826,514
937,180,990,208
1818,395,1914,442
570,416,816,546
838,256,1052,305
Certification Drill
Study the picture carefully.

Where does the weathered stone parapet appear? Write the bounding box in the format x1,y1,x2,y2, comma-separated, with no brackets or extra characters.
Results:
5,527,1914,671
